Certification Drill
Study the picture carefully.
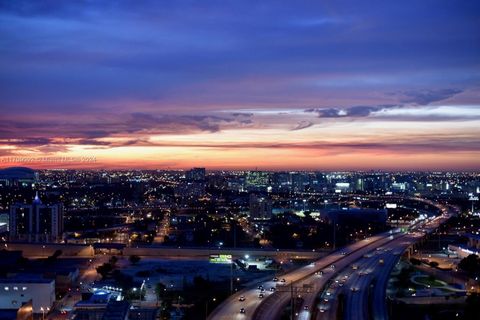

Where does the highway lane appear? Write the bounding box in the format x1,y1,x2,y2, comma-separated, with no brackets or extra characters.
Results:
316,212,453,320
330,232,422,320
209,233,392,320
344,253,381,320
317,246,398,320
295,234,405,320
370,231,429,320
346,213,453,320
372,251,401,320
317,266,352,319
252,232,403,320
211,203,453,320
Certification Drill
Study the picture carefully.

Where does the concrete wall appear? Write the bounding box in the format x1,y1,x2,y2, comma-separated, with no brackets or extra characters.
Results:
124,246,327,259
5,242,327,260
0,280,55,313
5,243,94,257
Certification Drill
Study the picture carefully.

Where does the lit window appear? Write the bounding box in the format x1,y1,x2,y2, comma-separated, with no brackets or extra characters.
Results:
13,286,18,291
22,287,27,291
4,286,9,291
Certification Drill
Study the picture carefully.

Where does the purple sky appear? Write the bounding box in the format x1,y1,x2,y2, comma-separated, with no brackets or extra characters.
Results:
1,0,479,170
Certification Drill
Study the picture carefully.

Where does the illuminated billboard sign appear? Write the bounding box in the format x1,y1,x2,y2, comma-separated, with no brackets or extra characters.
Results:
209,254,232,264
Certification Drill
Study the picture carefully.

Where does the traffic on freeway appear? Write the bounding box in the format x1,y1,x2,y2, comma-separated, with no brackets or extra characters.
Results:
210,200,454,320
209,231,397,320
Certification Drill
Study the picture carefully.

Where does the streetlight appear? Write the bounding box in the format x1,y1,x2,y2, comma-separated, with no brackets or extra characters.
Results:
205,297,216,319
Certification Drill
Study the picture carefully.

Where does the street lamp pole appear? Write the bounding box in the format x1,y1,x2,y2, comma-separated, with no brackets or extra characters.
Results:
333,218,337,251
205,298,216,320
290,282,294,320
230,261,233,294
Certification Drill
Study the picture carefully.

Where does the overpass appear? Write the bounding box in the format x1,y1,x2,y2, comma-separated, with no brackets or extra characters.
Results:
2,242,327,260
209,197,455,320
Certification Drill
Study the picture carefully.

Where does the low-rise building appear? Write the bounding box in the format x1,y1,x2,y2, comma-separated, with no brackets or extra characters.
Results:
0,275,55,313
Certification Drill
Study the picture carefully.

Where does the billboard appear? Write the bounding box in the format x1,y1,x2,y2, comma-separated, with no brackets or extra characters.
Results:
209,254,232,264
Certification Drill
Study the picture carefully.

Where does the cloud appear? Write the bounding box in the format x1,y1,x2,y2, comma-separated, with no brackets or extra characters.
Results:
373,105,480,122
75,137,479,154
0,111,255,154
397,89,463,105
1,0,479,116
305,105,398,118
291,121,314,131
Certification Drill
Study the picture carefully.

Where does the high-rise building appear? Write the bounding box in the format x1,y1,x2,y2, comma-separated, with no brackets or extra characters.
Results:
9,193,64,243
249,194,272,220
246,171,269,191
291,172,308,193
185,168,206,182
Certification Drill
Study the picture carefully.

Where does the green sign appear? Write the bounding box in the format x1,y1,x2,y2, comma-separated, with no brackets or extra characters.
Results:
209,254,232,264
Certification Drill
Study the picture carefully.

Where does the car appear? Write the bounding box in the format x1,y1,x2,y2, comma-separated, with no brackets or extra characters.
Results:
270,287,276,292
258,293,264,298
315,271,323,276
341,251,347,255
352,264,358,270
239,296,245,301
240,308,245,314
273,277,279,282
304,306,309,310
280,278,286,283
330,264,335,269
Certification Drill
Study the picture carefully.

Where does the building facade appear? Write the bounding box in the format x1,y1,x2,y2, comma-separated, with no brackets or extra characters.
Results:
9,193,64,243
0,276,55,313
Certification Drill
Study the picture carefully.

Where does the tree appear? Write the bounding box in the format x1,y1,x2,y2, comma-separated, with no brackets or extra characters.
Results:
155,282,167,302
465,293,480,319
96,263,114,278
458,254,480,277
109,255,118,265
129,255,141,265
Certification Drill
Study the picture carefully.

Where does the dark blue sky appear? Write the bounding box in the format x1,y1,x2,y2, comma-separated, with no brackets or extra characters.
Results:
1,0,479,169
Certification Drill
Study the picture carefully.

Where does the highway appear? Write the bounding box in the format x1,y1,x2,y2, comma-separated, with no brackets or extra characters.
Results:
209,231,397,320
343,253,381,320
327,212,452,320
295,234,405,320
210,199,454,320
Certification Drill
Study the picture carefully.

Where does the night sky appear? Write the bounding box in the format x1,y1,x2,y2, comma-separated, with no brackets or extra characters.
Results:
1,0,479,170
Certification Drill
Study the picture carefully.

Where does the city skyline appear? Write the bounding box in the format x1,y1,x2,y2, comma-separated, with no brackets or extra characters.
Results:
1,1,480,170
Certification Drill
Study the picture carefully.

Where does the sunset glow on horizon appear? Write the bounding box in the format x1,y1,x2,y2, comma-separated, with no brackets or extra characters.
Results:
1,1,479,171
